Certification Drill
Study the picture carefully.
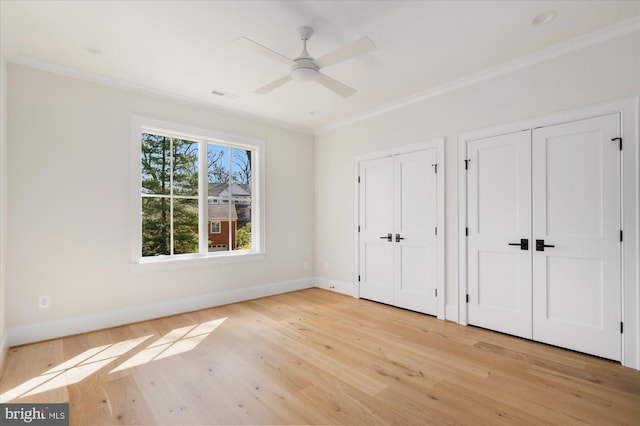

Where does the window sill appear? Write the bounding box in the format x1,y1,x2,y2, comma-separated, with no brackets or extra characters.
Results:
130,251,266,272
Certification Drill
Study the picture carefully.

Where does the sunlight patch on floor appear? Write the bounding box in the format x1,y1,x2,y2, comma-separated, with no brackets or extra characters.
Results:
0,317,228,402
0,335,152,401
110,317,226,372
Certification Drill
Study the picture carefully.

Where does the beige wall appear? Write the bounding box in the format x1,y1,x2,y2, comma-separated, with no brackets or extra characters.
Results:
314,31,640,311
6,64,315,344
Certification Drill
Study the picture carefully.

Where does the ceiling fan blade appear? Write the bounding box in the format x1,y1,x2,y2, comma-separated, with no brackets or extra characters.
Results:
315,36,377,68
316,73,356,98
233,37,293,65
254,74,293,94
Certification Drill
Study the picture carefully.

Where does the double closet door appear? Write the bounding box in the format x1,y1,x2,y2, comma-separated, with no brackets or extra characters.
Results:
358,149,439,316
466,113,622,360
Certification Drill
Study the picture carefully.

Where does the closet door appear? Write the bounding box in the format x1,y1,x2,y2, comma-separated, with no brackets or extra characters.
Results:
532,114,621,361
467,130,533,338
394,149,438,315
359,157,395,304
358,150,439,315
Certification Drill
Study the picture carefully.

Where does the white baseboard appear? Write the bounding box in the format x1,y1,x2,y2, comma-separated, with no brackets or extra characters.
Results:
445,304,459,323
6,278,315,347
314,277,354,296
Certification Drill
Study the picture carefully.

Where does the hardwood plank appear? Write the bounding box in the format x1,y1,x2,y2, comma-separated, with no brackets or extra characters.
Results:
2,288,640,425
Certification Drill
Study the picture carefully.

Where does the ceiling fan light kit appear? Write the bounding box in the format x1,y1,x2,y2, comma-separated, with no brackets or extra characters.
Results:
234,26,376,97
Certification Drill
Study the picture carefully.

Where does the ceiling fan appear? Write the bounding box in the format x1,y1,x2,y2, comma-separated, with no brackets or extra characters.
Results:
234,26,377,97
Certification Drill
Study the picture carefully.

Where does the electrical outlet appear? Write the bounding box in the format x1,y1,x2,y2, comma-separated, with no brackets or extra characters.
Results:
303,262,309,271
324,262,329,272
38,296,51,309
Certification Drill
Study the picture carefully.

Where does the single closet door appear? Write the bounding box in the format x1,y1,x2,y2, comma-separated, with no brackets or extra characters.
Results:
466,130,533,339
532,114,621,361
359,156,395,304
358,149,438,315
394,149,438,315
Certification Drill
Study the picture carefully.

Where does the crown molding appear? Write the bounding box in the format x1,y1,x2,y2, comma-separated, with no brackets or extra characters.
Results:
5,16,638,138
315,16,640,135
6,54,315,136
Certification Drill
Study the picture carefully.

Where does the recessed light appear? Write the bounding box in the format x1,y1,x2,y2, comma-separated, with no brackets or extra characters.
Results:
532,10,557,25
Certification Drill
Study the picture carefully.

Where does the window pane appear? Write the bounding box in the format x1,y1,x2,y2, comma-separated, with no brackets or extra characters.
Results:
231,148,252,251
207,204,235,252
141,134,171,195
142,197,170,256
173,199,199,255
235,215,251,251
207,144,230,203
173,139,199,196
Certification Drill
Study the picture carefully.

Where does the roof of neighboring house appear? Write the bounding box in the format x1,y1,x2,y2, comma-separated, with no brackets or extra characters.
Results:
208,204,238,221
208,183,251,198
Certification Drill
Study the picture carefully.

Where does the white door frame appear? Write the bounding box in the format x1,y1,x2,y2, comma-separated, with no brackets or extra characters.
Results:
354,137,446,319
458,96,639,369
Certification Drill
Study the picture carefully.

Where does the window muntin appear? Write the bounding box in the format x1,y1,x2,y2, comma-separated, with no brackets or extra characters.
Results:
133,117,264,264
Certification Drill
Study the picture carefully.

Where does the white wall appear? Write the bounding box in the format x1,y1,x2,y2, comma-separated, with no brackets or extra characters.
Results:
6,64,315,345
315,31,640,312
0,37,8,367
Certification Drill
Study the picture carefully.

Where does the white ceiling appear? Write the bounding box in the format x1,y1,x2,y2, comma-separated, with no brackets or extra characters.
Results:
1,1,639,133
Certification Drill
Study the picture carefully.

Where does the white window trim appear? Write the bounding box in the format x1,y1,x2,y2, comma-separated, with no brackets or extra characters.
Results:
130,116,266,270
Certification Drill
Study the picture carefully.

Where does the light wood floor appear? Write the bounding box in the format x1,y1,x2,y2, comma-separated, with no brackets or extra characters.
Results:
2,288,640,425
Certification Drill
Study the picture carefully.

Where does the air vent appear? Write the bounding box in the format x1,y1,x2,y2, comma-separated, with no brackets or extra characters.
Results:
210,89,239,99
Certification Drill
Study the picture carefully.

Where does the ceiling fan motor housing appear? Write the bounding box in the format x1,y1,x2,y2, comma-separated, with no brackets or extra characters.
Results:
291,58,319,81
291,26,319,82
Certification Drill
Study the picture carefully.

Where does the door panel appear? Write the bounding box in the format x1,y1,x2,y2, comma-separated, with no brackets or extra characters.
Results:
467,130,532,338
532,113,621,361
359,157,394,304
394,149,438,315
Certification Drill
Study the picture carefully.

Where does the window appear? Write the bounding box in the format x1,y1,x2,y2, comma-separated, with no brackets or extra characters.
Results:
132,117,265,265
210,221,221,234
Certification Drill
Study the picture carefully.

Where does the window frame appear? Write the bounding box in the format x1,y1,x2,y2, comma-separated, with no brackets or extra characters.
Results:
131,116,266,269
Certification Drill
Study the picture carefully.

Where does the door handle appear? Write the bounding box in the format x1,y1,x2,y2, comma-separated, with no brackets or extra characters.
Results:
508,238,528,250
379,233,392,242
395,234,405,243
536,239,555,251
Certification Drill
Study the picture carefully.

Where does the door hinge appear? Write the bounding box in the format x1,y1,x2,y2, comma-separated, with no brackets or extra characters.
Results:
435,289,438,297
358,275,361,282
432,163,438,174
358,176,361,183
465,227,469,236
612,137,622,150
466,294,469,303
621,321,624,334
358,225,361,232
620,230,623,242
464,159,470,170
